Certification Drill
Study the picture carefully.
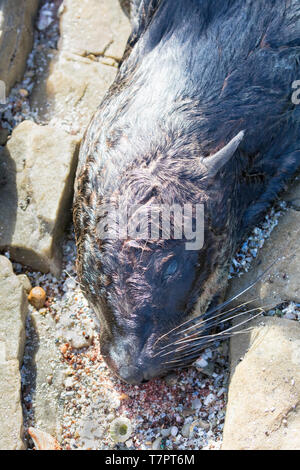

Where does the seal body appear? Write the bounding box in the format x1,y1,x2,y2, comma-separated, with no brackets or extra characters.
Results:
74,0,300,383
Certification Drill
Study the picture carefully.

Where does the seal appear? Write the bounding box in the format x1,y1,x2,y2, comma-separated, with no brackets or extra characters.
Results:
73,0,300,384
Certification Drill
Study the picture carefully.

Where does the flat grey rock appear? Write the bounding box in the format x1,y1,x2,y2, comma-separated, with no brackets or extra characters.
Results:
0,121,80,276
31,0,130,135
0,0,39,93
223,317,300,450
0,256,28,450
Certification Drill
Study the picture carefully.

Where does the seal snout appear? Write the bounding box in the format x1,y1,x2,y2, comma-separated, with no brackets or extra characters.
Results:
117,365,145,384
100,333,161,384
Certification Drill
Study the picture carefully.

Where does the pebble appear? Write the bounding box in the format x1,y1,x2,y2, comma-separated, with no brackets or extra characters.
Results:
152,437,162,450
198,419,210,431
46,375,53,385
0,127,9,145
192,398,202,410
19,89,29,98
194,357,209,369
204,394,216,406
28,286,47,309
17,274,32,294
182,423,191,438
65,377,74,389
161,428,171,437
125,439,133,448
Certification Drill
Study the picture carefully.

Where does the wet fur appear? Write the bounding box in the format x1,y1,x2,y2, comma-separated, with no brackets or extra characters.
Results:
74,0,300,382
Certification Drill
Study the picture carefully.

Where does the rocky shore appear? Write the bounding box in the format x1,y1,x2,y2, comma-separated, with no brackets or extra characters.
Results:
0,0,299,450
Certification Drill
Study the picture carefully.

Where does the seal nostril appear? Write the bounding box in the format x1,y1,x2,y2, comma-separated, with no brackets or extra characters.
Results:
117,365,144,384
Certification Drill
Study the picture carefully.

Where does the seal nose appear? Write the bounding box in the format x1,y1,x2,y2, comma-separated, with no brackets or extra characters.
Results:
117,365,144,384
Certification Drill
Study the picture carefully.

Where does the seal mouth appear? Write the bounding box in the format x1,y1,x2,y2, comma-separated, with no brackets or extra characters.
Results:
116,365,145,384
116,365,169,384
101,334,171,384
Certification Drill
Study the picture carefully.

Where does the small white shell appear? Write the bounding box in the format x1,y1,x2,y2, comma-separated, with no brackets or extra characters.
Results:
110,417,132,443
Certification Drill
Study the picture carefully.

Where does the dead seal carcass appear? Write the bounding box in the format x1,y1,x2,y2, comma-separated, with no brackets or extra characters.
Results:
74,0,300,383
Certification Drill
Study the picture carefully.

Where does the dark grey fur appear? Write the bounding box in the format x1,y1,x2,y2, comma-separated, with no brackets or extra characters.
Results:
74,0,300,383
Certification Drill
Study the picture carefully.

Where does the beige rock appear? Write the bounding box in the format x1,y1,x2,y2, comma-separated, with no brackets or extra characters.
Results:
59,0,130,59
228,204,300,311
0,0,39,92
31,0,130,133
34,51,117,131
0,256,28,450
17,274,32,294
28,310,66,440
0,360,25,450
0,256,28,362
223,317,300,450
0,121,80,276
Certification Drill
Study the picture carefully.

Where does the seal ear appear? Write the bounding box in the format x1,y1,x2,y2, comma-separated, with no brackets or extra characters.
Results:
201,130,245,177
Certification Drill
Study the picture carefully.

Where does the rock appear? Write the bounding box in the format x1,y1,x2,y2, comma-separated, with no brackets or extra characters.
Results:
193,357,209,369
38,52,117,132
125,438,133,448
28,287,47,310
152,437,162,450
0,120,80,276
23,310,66,441
0,361,25,450
31,0,130,134
17,274,32,294
181,423,192,438
61,327,94,350
223,317,300,450
0,256,28,450
191,398,201,410
228,196,300,311
0,126,9,146
0,0,39,92
161,427,171,437
0,256,28,361
59,0,130,59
